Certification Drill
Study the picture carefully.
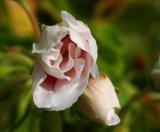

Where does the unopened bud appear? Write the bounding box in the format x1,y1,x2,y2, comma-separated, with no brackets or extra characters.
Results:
78,75,121,126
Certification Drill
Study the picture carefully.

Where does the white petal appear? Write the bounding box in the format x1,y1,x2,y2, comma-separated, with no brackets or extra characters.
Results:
61,11,77,27
38,40,70,81
106,108,120,126
32,61,46,88
91,61,99,79
87,35,98,62
75,52,92,96
61,11,90,33
78,76,120,126
32,61,47,106
41,48,60,63
33,59,86,111
88,77,121,108
38,58,71,81
104,77,121,108
32,25,64,53
49,58,85,110
54,54,63,67
68,28,86,50
69,28,97,64
40,41,63,67
60,11,98,62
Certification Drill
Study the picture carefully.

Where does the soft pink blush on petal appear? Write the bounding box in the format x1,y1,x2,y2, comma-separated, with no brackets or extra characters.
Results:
60,43,75,72
40,35,80,92
59,35,75,72
41,74,57,91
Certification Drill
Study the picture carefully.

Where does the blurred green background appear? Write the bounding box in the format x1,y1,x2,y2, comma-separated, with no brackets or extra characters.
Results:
0,0,160,132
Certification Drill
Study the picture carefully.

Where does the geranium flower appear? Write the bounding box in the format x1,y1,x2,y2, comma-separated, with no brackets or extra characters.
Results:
32,11,99,111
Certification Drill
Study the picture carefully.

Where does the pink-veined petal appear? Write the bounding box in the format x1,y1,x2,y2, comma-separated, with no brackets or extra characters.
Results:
33,59,85,110
60,11,98,62
38,58,71,81
60,42,75,73
75,46,81,58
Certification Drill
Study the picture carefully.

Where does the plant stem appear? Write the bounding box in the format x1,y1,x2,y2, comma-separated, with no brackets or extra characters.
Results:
16,1,41,40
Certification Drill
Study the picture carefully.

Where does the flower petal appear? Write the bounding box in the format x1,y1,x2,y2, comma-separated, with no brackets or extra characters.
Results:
61,11,90,33
88,76,121,108
91,61,99,79
32,25,66,53
60,42,75,73
32,61,46,87
41,48,60,63
33,59,86,110
38,58,71,81
75,46,81,58
60,11,98,62
106,108,120,126
61,11,77,27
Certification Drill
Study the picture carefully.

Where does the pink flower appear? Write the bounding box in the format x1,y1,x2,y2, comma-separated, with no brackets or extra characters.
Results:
32,11,99,111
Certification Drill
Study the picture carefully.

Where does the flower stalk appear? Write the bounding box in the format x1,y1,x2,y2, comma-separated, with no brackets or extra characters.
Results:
16,0,41,40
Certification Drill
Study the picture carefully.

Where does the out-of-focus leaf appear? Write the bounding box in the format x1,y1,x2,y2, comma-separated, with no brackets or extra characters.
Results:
93,22,125,82
0,104,11,131
40,0,71,24
115,91,160,132
115,1,160,34
118,80,138,107
16,79,32,124
0,52,33,68
68,0,96,20
13,109,32,132
40,111,62,132
0,52,32,103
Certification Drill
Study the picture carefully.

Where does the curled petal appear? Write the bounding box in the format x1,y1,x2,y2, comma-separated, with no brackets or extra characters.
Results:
32,25,66,53
91,61,99,79
33,59,88,110
61,11,90,33
60,42,75,72
41,48,60,63
60,11,98,62
68,28,98,68
61,11,77,28
75,46,81,58
106,108,120,126
39,59,71,81
32,61,46,90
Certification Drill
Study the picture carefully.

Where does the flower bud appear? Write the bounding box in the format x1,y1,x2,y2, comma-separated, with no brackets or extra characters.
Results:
78,75,121,126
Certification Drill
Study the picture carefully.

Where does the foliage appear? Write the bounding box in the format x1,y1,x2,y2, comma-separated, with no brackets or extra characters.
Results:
0,0,160,132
